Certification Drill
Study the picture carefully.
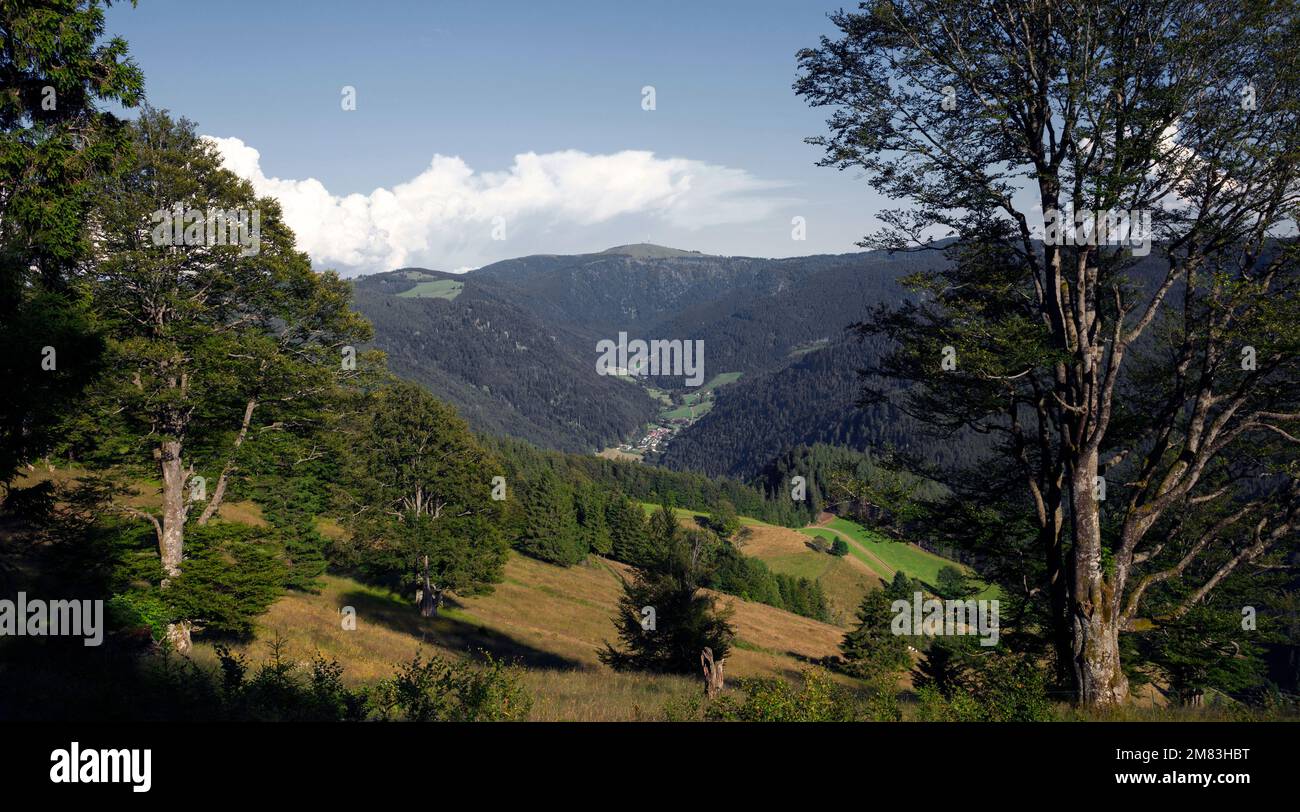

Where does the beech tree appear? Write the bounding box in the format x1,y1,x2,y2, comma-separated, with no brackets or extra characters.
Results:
0,0,142,491
798,0,1300,705
85,109,368,647
343,381,508,617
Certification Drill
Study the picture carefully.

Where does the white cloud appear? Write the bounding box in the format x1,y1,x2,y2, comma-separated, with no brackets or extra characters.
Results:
204,136,793,275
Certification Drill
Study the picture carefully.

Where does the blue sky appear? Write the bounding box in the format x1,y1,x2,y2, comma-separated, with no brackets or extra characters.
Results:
107,0,886,274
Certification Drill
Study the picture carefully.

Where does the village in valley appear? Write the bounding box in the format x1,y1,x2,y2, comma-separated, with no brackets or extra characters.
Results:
599,372,742,461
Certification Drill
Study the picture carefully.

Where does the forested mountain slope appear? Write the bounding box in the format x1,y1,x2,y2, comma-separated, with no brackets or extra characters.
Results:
352,268,659,452
351,245,921,459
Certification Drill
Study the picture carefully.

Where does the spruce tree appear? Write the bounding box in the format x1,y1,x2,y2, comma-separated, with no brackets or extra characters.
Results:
840,589,911,680
575,482,612,557
515,469,585,566
607,496,652,566
600,526,734,674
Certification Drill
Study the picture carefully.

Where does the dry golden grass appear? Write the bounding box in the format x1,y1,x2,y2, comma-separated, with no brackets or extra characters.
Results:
522,668,700,721
711,591,843,675
737,524,881,626
11,465,266,527
596,447,641,462
215,500,267,526
735,523,810,558
190,550,855,720
810,559,878,625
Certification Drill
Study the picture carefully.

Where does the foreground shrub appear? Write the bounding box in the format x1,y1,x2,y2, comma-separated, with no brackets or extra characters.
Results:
150,642,532,721
913,652,1055,722
368,651,532,721
662,667,898,721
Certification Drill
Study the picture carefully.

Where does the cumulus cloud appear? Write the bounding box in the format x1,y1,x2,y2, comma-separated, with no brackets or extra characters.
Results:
204,136,793,275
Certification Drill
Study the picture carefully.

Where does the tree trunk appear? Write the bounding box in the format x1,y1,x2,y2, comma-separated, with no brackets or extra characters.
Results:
159,439,186,580
417,555,442,617
163,620,192,655
1073,606,1128,706
1070,451,1129,706
1041,515,1074,688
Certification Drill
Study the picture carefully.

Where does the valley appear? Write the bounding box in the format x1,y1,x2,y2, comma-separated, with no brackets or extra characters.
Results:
600,371,744,460
348,244,928,468
4,0,1296,780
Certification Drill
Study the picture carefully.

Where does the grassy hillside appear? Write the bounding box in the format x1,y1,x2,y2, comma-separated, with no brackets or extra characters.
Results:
640,503,881,623
196,551,852,721
639,502,995,607
396,278,464,299
819,517,998,599
739,523,879,625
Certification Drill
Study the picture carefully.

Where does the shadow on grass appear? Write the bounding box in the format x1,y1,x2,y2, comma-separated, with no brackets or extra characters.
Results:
340,588,588,671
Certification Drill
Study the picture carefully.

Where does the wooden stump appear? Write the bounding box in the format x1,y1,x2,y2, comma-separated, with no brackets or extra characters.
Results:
700,647,725,698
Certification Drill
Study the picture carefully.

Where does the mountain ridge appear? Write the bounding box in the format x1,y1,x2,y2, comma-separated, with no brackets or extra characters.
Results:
349,246,928,468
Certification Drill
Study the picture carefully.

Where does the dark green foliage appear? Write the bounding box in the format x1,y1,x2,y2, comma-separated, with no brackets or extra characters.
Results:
207,639,369,722
575,482,612,556
914,653,1055,722
341,381,509,613
77,519,289,642
485,434,808,527
600,528,734,674
607,495,652,566
0,625,534,721
606,503,830,622
884,571,924,602
157,641,527,721
830,538,849,557
32,485,296,643
164,523,288,637
675,667,884,722
708,542,782,607
368,651,532,722
704,499,740,539
645,505,679,562
514,469,585,565
774,572,830,623
353,251,911,463
839,589,911,680
350,271,659,453
230,419,350,592
0,0,143,488
663,341,993,480
1141,610,1268,706
105,590,172,642
795,0,1300,707
935,565,977,600
914,634,984,699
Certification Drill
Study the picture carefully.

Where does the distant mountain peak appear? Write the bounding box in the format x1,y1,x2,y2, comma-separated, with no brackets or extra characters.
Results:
598,243,706,259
